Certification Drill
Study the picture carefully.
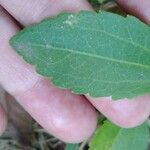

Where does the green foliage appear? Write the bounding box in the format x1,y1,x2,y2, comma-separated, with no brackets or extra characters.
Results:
10,11,150,100
65,144,79,150
89,121,149,150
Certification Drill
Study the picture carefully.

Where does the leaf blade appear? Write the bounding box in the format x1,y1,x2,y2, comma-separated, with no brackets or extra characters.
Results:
89,121,149,150
10,11,150,99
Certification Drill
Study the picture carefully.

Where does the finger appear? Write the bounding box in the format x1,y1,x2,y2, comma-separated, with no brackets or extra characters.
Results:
0,5,96,143
16,79,97,143
0,0,92,26
87,95,150,128
116,0,150,24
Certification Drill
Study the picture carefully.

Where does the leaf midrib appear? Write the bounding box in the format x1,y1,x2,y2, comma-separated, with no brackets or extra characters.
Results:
30,43,150,69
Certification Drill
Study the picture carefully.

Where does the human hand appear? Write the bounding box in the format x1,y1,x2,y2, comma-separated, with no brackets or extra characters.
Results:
0,0,150,143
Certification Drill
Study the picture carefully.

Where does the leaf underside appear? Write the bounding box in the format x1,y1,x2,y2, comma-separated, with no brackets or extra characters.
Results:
10,11,150,100
89,121,149,150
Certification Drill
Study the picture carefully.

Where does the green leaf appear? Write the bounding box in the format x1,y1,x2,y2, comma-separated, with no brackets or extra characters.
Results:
89,121,149,150
10,11,150,99
65,144,79,150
